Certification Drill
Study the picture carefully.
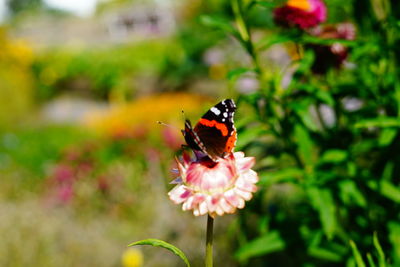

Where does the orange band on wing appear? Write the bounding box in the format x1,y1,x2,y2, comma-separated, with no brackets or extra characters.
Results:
198,119,229,136
225,131,237,153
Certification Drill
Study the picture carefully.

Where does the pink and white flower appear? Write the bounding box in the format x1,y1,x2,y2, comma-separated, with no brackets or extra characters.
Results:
168,152,258,217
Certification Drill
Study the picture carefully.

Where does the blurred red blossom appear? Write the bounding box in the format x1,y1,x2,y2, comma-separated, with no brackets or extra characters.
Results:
274,0,327,29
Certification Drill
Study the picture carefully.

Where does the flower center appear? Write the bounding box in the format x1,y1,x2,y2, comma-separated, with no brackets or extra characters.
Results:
287,0,311,11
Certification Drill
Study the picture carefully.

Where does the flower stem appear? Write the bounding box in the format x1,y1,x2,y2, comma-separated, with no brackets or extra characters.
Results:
205,215,214,267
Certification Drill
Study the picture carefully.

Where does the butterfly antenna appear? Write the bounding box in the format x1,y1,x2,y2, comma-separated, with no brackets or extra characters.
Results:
181,110,186,120
157,121,180,131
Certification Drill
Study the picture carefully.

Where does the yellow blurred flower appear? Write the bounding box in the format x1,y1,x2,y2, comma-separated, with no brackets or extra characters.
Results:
121,248,143,267
287,0,311,11
0,28,34,126
84,93,213,139
0,29,34,67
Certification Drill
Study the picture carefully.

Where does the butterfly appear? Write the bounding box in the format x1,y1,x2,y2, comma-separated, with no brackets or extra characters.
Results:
182,99,237,162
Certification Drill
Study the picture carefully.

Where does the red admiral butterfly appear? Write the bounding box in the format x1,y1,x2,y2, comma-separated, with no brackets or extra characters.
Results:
182,99,237,162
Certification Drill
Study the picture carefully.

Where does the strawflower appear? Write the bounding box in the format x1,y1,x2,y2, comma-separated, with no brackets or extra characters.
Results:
274,0,327,29
168,151,258,218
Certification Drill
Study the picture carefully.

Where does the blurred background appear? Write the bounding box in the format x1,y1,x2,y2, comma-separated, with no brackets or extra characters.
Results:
0,0,399,266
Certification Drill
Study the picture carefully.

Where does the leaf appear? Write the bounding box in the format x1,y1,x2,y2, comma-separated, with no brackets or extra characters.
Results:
199,15,238,37
257,33,294,50
235,231,285,261
388,222,400,264
291,101,320,132
378,129,397,146
128,239,191,267
379,181,400,203
373,232,386,267
349,240,366,267
308,247,342,262
339,180,367,207
301,35,359,47
367,253,377,267
320,149,348,163
259,168,303,186
235,126,268,150
227,67,253,81
315,90,335,106
354,117,400,128
294,124,316,168
307,187,337,239
251,0,276,9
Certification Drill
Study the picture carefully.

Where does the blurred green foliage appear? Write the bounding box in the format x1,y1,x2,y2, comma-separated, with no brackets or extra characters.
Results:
32,40,175,101
196,0,400,266
6,0,43,15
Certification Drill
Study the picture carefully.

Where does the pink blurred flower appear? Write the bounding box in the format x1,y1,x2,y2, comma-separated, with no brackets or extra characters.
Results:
57,184,74,204
168,151,258,217
274,0,327,29
53,164,74,183
162,127,182,150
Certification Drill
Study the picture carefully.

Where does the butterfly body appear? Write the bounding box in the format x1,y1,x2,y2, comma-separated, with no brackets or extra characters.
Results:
182,99,237,162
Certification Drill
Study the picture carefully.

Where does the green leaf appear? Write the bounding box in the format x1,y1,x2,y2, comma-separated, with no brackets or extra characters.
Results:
380,181,400,203
259,168,303,186
339,180,367,207
227,67,253,81
320,149,348,163
294,124,316,168
257,33,294,50
349,240,366,267
366,253,377,267
378,129,397,146
308,247,342,262
307,187,337,239
315,90,335,106
373,232,386,267
128,239,191,267
251,0,276,9
235,126,268,150
235,231,285,261
388,222,400,264
354,117,400,128
200,15,238,37
301,35,359,47
291,101,320,132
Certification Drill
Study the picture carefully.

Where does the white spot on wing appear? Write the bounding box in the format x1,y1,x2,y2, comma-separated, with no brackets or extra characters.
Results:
223,112,228,118
210,107,221,115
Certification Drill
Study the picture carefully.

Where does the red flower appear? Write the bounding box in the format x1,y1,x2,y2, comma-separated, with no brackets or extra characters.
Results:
274,0,327,29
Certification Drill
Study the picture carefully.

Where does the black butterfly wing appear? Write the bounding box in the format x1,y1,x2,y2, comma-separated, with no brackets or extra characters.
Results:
194,99,237,160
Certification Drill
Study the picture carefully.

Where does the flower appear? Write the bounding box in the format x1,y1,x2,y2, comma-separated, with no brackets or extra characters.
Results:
274,0,327,29
307,23,356,73
121,248,143,267
168,151,258,217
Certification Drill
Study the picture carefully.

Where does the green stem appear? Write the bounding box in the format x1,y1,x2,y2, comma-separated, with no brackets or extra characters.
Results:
231,0,305,169
232,0,263,76
205,215,214,267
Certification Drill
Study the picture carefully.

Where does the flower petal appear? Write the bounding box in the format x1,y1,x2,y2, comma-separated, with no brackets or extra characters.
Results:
168,185,191,204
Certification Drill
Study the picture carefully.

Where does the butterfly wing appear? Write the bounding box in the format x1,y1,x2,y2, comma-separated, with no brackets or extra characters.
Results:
193,99,237,160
